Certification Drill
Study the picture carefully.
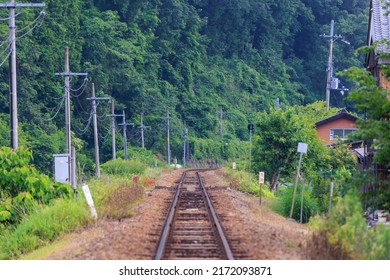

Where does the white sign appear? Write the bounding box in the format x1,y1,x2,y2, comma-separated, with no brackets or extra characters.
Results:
297,142,308,153
259,172,265,184
232,162,236,170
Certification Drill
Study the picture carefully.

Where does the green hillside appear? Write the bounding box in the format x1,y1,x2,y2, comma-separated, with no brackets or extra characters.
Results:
0,0,369,173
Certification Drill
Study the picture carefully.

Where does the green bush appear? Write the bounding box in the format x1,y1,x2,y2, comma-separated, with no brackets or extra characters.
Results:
0,147,71,225
221,167,274,198
309,191,390,259
101,159,147,176
116,147,160,166
278,185,318,223
0,199,91,260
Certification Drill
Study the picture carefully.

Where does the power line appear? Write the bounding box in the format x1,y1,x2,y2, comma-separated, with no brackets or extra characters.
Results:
45,95,65,122
0,11,22,21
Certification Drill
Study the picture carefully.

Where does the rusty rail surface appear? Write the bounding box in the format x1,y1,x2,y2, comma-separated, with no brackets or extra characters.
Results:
154,170,234,260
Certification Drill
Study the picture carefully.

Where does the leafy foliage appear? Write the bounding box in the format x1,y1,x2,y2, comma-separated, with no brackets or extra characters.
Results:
0,0,369,174
309,191,390,259
0,147,71,225
278,185,319,223
101,159,147,176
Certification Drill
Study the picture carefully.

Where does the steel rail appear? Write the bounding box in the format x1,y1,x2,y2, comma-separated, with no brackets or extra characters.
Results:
154,169,234,260
154,171,186,260
196,172,234,260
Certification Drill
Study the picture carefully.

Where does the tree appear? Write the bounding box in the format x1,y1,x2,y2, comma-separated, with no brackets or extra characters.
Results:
341,66,390,166
252,102,350,192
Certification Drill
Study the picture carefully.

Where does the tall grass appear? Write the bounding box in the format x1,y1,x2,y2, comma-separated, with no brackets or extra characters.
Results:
0,199,91,259
221,167,274,198
278,185,319,223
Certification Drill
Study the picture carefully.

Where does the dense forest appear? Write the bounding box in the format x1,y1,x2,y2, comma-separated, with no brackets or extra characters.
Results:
0,0,370,174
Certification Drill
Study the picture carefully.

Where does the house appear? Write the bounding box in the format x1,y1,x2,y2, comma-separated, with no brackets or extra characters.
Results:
365,0,390,184
366,0,390,90
315,109,358,146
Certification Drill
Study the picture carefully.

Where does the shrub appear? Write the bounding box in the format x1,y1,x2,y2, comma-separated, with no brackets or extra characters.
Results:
221,167,274,198
278,185,318,223
0,147,71,225
309,191,390,259
101,159,147,176
116,147,160,166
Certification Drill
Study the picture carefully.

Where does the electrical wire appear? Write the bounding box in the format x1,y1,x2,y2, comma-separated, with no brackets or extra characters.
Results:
73,110,93,136
0,46,11,67
70,77,88,92
45,95,65,121
0,12,22,21
16,10,44,33
15,11,45,41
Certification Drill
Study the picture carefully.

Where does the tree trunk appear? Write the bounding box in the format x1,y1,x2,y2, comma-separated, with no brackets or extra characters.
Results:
270,170,281,192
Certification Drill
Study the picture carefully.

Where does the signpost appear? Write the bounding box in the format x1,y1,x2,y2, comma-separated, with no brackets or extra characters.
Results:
290,142,308,219
259,172,264,205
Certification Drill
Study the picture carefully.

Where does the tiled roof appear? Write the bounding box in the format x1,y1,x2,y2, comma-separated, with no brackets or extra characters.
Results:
315,109,358,127
370,0,390,54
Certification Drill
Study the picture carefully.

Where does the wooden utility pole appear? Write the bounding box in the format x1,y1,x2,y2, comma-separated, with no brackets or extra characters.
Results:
183,121,188,167
118,110,134,160
55,47,87,190
321,20,343,111
110,101,116,160
107,101,124,160
138,113,151,148
219,106,223,141
0,1,45,149
166,110,171,165
86,83,110,178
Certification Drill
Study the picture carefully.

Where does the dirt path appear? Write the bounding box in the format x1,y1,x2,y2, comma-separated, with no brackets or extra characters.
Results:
39,169,312,260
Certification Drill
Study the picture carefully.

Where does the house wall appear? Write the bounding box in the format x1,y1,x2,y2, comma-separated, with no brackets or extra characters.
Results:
379,68,390,98
316,118,356,145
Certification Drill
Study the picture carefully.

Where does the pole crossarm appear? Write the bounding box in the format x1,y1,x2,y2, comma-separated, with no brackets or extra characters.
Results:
118,122,135,127
320,34,343,40
0,3,45,8
55,72,88,76
86,97,111,101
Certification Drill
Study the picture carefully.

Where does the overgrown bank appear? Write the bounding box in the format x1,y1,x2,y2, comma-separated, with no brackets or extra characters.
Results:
0,147,165,260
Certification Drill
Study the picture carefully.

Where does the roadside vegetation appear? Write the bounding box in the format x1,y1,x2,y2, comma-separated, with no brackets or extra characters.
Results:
0,146,165,259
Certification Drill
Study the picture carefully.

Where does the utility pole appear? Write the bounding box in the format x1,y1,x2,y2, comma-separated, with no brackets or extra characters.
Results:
118,110,134,160
86,83,110,178
111,101,116,160
219,106,223,141
107,101,123,160
0,1,45,149
321,20,343,111
183,121,188,167
166,110,171,165
55,47,87,190
248,124,254,183
138,113,151,148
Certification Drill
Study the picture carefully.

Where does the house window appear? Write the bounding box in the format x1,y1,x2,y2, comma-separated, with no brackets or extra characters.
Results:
329,128,356,140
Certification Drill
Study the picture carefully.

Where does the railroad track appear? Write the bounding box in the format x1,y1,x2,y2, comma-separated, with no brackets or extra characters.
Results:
154,170,234,260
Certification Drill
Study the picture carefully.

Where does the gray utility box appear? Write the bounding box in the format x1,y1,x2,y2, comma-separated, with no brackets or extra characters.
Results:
53,154,69,183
